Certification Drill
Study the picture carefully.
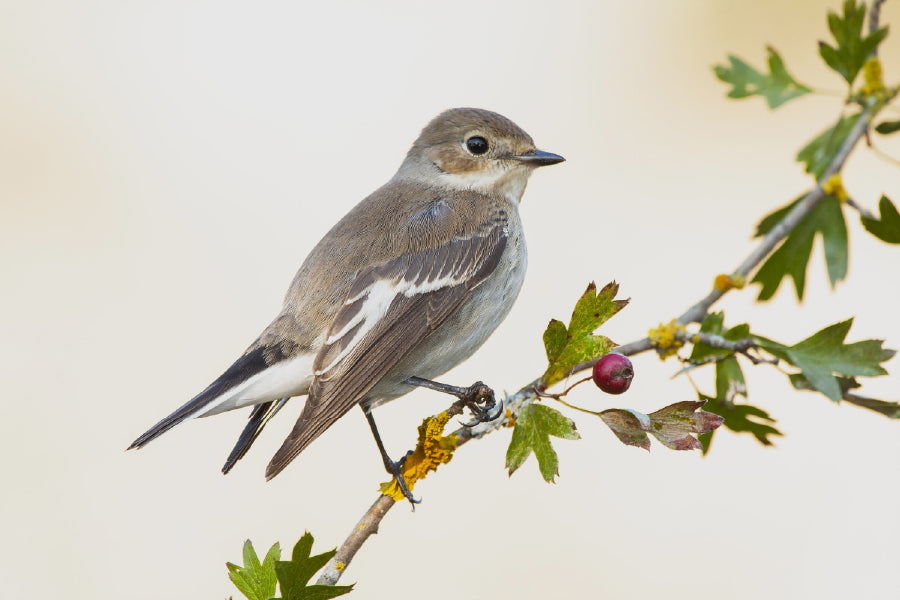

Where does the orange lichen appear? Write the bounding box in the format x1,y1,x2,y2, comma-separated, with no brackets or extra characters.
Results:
822,174,848,203
648,320,687,359
713,273,746,292
379,412,458,500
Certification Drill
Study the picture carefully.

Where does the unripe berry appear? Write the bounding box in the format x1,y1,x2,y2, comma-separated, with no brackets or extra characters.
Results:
592,353,634,394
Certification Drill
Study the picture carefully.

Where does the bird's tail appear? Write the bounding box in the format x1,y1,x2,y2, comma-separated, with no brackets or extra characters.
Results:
127,347,275,450
221,398,289,474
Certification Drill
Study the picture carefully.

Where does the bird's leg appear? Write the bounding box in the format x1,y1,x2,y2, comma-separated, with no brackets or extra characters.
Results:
404,376,503,427
362,407,420,507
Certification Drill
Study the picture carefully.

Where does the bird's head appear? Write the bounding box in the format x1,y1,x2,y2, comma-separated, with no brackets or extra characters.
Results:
399,107,564,204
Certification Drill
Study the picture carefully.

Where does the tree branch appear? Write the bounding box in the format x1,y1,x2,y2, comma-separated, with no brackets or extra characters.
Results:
316,4,891,586
677,108,870,326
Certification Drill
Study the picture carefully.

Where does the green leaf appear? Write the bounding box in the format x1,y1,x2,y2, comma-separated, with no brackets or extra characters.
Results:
713,47,811,108
689,313,751,364
699,348,750,454
754,196,802,238
790,373,900,418
751,196,847,301
715,356,747,402
861,195,900,243
227,540,281,600
540,282,628,388
844,395,900,418
789,372,860,395
689,312,725,362
274,533,353,600
874,120,900,135
797,113,861,179
756,319,894,401
699,393,782,449
542,319,567,363
506,403,580,482
817,0,889,85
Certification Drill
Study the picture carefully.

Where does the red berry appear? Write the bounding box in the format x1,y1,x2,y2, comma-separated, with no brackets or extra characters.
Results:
592,353,634,394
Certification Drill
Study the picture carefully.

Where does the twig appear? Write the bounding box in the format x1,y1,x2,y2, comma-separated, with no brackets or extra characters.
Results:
316,495,395,586
677,109,870,326
868,144,900,169
870,0,887,35
846,197,879,220
532,377,592,400
315,5,891,586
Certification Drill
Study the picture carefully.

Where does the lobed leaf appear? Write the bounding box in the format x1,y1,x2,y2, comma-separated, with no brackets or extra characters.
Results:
540,282,628,388
506,403,580,482
599,409,651,450
699,394,782,452
861,195,900,244
844,395,900,418
713,47,811,108
600,401,724,452
273,532,353,600
543,319,568,364
751,196,847,301
227,540,281,600
698,342,759,453
715,356,747,402
689,312,751,364
689,312,727,362
797,113,861,179
754,196,802,238
790,373,900,419
756,319,894,401
817,0,889,85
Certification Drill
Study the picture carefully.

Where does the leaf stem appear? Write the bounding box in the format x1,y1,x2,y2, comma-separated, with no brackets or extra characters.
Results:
550,396,604,418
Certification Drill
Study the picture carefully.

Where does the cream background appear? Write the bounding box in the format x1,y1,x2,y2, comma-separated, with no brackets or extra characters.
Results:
2,1,899,598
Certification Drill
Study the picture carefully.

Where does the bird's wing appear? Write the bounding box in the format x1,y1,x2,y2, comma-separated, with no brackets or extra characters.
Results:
221,398,290,474
265,217,508,479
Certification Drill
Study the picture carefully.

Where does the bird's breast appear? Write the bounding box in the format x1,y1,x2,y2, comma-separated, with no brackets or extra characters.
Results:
364,220,527,408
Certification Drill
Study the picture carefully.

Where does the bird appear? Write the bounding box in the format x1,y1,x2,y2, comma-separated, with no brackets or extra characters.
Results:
128,107,564,502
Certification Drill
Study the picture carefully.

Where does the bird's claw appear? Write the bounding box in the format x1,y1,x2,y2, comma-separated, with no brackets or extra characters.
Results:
402,376,503,427
387,450,421,507
459,382,503,427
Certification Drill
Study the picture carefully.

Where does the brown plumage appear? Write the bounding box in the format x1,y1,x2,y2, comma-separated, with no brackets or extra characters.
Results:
128,108,564,490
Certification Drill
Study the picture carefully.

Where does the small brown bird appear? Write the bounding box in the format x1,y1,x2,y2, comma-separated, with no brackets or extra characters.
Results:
129,108,564,502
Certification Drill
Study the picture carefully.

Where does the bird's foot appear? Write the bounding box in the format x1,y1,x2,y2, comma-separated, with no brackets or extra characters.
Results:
386,450,421,508
455,381,503,427
404,376,503,427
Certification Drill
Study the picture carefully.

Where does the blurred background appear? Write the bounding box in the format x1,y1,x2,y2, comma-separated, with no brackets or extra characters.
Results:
2,1,899,598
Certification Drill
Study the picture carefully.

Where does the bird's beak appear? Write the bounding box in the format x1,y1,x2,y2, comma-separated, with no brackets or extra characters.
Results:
510,149,566,167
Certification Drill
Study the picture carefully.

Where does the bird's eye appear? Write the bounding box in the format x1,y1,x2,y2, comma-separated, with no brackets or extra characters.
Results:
465,136,489,155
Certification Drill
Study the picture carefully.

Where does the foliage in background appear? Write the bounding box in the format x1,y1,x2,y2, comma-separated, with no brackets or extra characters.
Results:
231,2,900,594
